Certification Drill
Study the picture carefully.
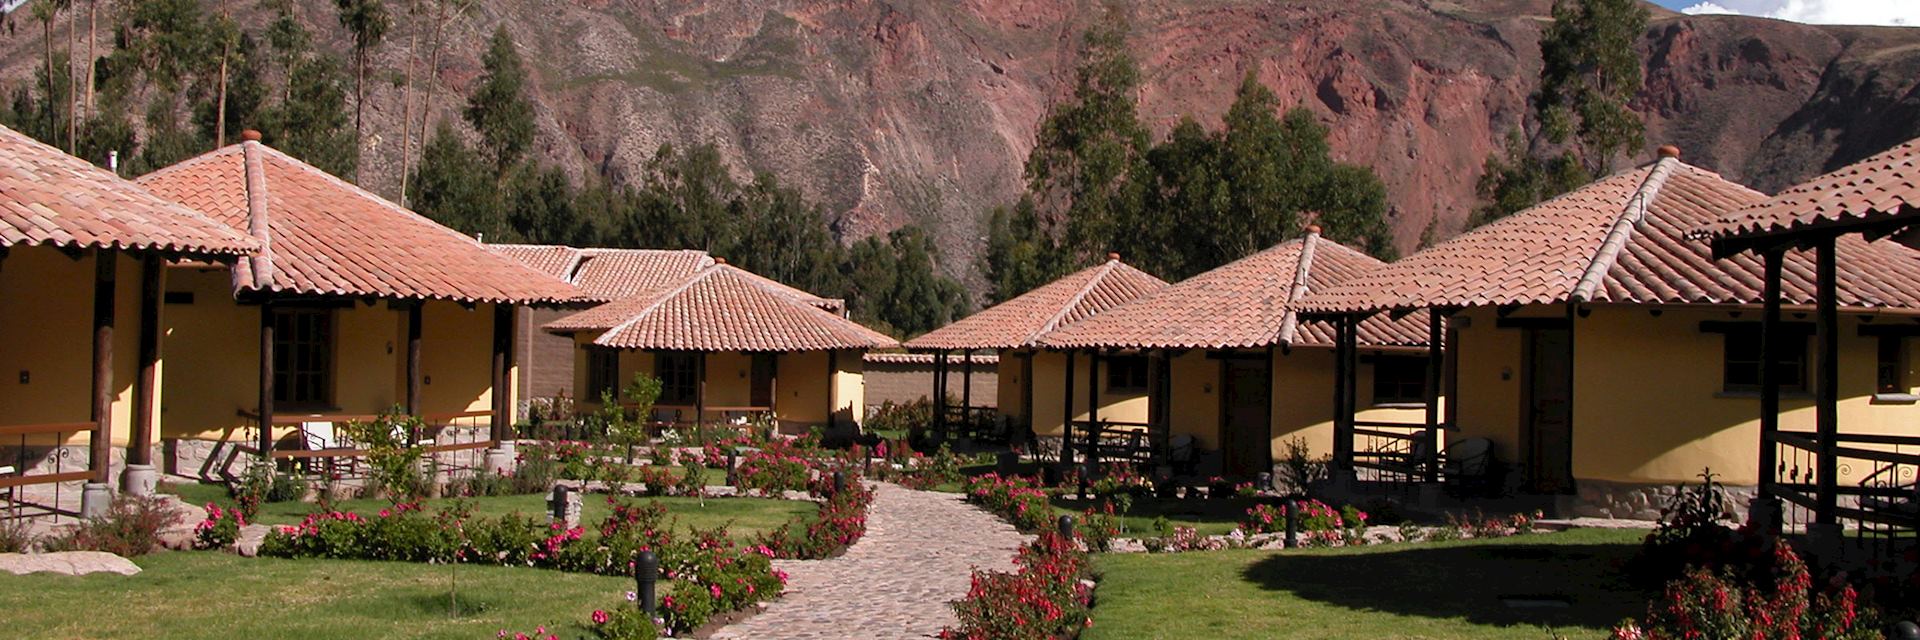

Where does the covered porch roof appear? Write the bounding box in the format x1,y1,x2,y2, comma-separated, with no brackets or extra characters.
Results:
545,261,895,352
905,254,1167,351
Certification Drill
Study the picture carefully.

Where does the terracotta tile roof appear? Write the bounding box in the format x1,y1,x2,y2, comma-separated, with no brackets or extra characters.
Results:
490,244,844,313
1305,156,1920,315
0,124,256,256
136,140,579,305
1043,233,1428,350
545,262,897,351
1697,137,1920,243
863,352,1001,366
904,256,1169,350
489,244,585,281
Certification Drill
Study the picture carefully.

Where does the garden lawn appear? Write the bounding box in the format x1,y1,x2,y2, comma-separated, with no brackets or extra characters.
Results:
0,551,629,639
165,483,815,535
1088,528,1648,640
1052,494,1262,536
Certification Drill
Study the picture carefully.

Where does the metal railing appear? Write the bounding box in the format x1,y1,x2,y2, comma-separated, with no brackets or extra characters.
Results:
1066,419,1156,470
1,422,95,520
1765,430,1920,542
239,410,496,481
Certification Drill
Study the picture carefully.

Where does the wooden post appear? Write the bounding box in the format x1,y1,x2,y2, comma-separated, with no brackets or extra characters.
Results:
90,251,116,483
130,254,162,467
1061,350,1076,470
1147,349,1164,462
491,303,514,442
694,351,708,436
824,350,838,431
962,349,974,429
407,303,423,417
933,350,947,439
1758,247,1784,528
1086,349,1100,475
1424,308,1444,482
1331,316,1352,472
258,301,275,456
1814,238,1839,526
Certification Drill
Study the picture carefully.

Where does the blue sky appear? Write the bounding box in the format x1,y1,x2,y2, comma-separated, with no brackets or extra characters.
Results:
1648,0,1917,26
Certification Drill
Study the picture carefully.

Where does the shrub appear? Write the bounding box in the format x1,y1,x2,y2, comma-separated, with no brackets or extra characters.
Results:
963,473,1054,533
1143,525,1223,553
657,526,786,634
1613,544,1880,640
45,495,182,557
757,479,874,559
0,518,37,553
339,410,429,501
867,398,934,436
512,444,561,494
1078,501,1122,552
1278,436,1328,494
194,502,246,549
590,605,661,640
1238,499,1366,546
733,445,816,495
450,468,520,497
1624,469,1749,589
940,531,1092,640
231,460,273,520
266,472,308,503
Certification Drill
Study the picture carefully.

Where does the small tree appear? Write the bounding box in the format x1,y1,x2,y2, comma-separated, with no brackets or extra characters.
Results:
341,408,427,501
601,373,663,462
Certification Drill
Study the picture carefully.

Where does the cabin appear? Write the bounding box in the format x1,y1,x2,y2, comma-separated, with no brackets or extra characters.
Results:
1304,147,1920,520
0,124,256,516
543,259,893,434
134,131,579,480
904,255,1167,451
1042,229,1431,481
1699,136,1920,546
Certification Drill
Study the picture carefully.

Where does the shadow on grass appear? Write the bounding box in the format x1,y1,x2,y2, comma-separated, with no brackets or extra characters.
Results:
1239,540,1645,631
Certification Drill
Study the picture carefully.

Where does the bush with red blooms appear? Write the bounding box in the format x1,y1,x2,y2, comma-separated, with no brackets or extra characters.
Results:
940,531,1093,640
194,502,246,549
732,440,820,495
1612,543,1881,640
963,473,1054,533
1238,500,1367,546
755,476,874,559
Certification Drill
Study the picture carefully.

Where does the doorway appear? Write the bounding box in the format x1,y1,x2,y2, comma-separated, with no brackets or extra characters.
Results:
1521,327,1574,494
749,353,776,409
1221,358,1272,478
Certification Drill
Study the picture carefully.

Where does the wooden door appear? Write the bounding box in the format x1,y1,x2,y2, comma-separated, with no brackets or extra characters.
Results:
1221,358,1272,478
750,353,776,409
1522,328,1575,494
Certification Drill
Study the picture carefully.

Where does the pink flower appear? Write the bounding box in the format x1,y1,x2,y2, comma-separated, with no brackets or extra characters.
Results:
592,610,609,625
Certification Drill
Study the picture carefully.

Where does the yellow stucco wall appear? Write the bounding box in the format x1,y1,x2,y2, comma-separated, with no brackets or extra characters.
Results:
162,264,510,441
996,350,1027,424
573,341,867,429
1028,350,1152,438
1268,347,1434,462
1451,306,1526,466
0,247,148,449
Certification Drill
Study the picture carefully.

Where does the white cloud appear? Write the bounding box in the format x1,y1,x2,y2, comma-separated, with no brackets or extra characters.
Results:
1679,0,1920,27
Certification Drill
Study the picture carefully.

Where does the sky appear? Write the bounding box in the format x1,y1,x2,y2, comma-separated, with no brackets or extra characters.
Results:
1650,0,1919,27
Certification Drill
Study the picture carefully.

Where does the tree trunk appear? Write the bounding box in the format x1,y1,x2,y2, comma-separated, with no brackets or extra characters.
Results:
215,0,230,147
84,0,96,117
353,48,365,181
419,1,449,173
42,15,53,142
66,2,77,153
397,0,419,206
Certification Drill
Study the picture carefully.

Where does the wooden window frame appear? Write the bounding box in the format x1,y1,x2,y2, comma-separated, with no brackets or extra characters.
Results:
1104,355,1149,394
1716,325,1809,394
586,349,620,401
272,306,336,409
1369,354,1428,405
656,352,699,405
1876,335,1907,395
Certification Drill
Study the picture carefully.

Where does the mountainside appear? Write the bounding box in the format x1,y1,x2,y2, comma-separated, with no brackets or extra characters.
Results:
3,0,1918,285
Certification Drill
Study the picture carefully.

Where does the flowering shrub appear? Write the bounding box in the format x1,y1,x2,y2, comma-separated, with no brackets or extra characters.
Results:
733,444,817,495
964,473,1054,533
194,502,246,550
1089,467,1153,499
1624,470,1748,589
496,626,560,640
1613,544,1880,640
1238,499,1367,546
1078,501,1122,553
590,604,661,640
656,526,786,634
1443,509,1543,540
756,478,874,559
940,531,1093,640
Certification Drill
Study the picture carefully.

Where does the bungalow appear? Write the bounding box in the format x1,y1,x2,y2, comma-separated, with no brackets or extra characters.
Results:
0,124,256,516
1041,229,1431,480
1698,136,1920,543
1303,147,1920,520
134,130,579,479
903,254,1167,452
543,259,893,434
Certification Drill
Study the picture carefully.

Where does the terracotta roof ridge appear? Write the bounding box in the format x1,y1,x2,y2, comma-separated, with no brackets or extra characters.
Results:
1275,231,1320,345
1032,259,1119,344
240,140,275,290
592,265,721,346
1571,158,1680,303
253,143,509,257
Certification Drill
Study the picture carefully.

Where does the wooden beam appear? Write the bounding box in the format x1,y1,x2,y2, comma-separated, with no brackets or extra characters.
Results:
693,350,707,435
90,251,116,483
961,348,974,421
491,303,513,442
258,301,275,456
1424,308,1443,482
1758,248,1783,528
1495,317,1571,330
130,254,162,467
406,303,423,417
1814,238,1839,525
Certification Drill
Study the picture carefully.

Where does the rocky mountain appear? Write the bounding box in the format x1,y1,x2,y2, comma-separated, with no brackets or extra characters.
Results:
3,0,1917,285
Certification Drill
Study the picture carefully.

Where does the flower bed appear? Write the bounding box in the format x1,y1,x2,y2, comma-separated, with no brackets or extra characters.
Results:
1238,500,1366,546
963,473,1054,533
1613,544,1880,640
732,440,822,495
940,531,1093,640
755,478,875,559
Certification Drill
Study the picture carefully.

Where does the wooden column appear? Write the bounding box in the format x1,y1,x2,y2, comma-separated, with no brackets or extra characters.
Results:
962,349,974,426
1061,350,1076,469
1424,308,1444,482
491,303,514,442
406,303,423,416
90,251,117,483
1086,348,1101,475
258,301,275,456
694,351,708,432
824,350,837,431
933,350,947,439
128,254,163,467
1147,349,1165,461
1758,247,1784,523
1331,316,1352,472
1814,238,1839,525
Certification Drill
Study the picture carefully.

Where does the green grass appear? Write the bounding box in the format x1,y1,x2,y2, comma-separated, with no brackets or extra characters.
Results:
0,551,629,639
1087,529,1648,640
164,482,815,536
1053,494,1265,537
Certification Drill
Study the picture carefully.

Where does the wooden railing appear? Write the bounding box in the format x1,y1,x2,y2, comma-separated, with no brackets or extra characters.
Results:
1350,420,1443,486
1,422,95,519
1067,419,1155,469
235,410,496,477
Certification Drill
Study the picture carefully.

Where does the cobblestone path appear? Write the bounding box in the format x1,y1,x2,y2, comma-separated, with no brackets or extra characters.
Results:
709,482,1027,640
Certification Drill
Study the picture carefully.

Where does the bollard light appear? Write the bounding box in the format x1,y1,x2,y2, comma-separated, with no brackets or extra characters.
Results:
635,550,659,615
1283,500,1299,549
725,448,739,486
833,471,846,496
1057,514,1075,540
1893,621,1919,640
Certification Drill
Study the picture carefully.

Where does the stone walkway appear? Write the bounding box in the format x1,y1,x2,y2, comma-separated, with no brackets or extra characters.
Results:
710,482,1028,640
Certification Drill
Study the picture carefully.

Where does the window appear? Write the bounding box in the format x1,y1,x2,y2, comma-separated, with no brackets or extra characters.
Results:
586,349,620,401
1722,326,1808,393
1370,355,1428,405
656,352,700,405
1105,356,1149,393
272,308,334,406
1877,335,1908,394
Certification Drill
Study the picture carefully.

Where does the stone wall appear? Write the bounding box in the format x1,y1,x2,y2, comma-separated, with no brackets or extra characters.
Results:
1568,477,1758,522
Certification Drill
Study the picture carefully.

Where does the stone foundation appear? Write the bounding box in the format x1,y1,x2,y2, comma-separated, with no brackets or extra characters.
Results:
1569,478,1756,522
